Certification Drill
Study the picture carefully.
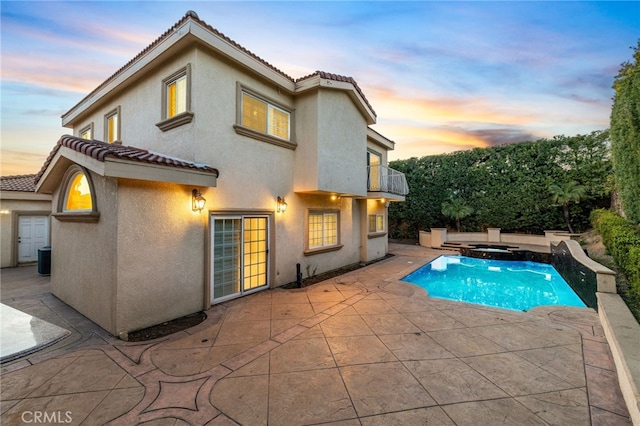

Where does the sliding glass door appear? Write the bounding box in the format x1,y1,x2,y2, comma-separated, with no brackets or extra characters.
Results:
211,215,269,303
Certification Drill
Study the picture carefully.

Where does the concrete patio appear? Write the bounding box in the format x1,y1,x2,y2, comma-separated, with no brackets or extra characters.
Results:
0,244,632,425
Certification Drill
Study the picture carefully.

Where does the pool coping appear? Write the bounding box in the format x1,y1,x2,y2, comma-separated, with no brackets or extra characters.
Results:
598,292,640,425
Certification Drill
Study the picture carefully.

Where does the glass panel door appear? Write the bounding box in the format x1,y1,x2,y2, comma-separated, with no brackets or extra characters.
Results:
368,151,381,191
243,217,268,291
212,215,269,303
212,218,242,300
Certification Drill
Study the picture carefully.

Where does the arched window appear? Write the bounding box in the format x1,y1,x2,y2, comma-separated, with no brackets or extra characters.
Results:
55,165,99,222
64,172,92,211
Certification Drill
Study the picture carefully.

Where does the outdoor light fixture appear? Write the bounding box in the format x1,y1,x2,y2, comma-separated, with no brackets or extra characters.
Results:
192,189,206,212
276,196,287,213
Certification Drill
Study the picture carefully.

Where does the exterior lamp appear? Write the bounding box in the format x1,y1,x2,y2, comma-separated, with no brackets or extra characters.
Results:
192,189,206,212
276,196,287,213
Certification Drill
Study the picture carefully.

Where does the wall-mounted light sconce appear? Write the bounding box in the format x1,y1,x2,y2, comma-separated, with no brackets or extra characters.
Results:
276,196,288,213
192,189,206,212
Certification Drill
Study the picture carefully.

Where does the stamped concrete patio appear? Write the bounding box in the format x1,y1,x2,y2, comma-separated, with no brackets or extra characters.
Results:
0,244,632,425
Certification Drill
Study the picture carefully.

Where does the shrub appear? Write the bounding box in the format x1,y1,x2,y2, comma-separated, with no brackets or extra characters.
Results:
591,209,640,299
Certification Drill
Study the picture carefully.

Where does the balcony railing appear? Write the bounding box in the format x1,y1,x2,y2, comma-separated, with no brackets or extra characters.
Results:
367,165,409,196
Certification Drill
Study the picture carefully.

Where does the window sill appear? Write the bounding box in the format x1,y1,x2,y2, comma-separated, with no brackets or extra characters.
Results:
304,244,343,256
53,212,100,223
233,125,297,150
156,111,194,132
367,232,387,239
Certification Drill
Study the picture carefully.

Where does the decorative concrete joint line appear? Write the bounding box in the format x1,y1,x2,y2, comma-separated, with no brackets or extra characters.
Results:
299,313,330,328
221,339,280,371
322,303,351,316
343,294,367,305
272,325,309,343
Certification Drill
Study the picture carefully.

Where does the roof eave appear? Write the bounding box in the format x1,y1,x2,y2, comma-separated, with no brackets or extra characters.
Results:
102,157,218,187
367,127,395,151
62,18,297,128
36,146,217,194
295,74,376,125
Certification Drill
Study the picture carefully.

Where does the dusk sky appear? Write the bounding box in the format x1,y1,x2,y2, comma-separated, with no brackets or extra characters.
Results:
1,1,638,176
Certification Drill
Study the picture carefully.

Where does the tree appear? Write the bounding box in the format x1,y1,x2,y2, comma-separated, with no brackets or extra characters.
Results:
549,181,587,233
610,40,640,223
441,198,474,232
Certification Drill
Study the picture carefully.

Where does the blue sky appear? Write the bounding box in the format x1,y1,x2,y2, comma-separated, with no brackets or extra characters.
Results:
1,1,638,175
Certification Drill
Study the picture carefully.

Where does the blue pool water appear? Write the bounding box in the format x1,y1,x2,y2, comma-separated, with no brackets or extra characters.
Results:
402,255,586,312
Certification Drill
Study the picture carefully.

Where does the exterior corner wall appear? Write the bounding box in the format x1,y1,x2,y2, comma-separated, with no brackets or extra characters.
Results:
292,91,320,193
115,179,206,335
50,172,119,334
316,90,367,196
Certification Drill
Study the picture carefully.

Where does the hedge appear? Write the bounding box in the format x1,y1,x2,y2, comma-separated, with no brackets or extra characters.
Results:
591,209,640,298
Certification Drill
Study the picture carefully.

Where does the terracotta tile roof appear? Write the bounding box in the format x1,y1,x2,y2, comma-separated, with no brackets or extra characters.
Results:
35,135,219,185
64,11,374,121
64,11,294,119
0,174,37,192
296,71,376,116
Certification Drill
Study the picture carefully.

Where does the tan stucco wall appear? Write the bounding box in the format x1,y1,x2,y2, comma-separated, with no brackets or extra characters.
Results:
115,179,206,335
293,90,367,196
58,43,395,333
50,171,118,334
0,196,52,267
316,90,368,196
361,198,389,263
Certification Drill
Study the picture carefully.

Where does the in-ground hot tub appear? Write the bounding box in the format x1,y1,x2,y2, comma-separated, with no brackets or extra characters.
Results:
460,243,551,263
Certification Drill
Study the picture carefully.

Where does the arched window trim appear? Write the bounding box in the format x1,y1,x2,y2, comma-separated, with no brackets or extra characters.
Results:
53,165,100,222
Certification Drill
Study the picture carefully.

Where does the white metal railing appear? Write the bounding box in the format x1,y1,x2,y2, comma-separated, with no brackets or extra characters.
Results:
367,165,409,196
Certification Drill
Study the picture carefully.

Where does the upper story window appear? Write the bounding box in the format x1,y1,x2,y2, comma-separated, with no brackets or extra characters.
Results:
367,150,382,192
105,107,120,143
242,92,290,140
234,84,296,150
167,74,187,117
54,165,99,222
156,64,193,132
156,64,194,132
80,123,93,140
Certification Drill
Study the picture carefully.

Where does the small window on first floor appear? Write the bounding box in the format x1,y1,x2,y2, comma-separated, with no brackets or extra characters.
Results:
368,214,385,233
308,211,339,249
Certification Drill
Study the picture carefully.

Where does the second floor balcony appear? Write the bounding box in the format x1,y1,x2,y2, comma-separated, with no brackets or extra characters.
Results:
367,165,409,200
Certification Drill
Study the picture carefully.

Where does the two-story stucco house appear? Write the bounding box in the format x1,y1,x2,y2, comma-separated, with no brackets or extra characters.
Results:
35,11,408,338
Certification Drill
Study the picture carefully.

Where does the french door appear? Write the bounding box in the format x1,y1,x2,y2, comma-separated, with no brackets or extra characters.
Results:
211,215,269,303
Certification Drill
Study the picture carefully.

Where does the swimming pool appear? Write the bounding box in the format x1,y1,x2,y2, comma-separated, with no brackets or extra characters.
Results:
402,255,586,312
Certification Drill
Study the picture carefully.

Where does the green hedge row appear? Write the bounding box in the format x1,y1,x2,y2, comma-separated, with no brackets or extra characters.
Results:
591,209,640,298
